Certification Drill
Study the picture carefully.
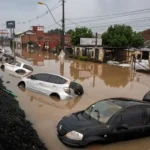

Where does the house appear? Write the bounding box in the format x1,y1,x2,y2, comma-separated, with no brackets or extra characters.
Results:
103,47,142,63
15,26,71,56
74,37,104,62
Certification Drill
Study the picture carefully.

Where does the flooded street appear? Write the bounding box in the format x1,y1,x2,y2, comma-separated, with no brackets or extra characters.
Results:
1,51,150,150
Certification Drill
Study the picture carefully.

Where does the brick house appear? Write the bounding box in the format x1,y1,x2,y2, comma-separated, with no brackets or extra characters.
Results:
15,26,71,56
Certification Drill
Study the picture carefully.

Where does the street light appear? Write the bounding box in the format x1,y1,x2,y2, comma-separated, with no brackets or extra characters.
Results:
38,1,65,52
38,2,61,27
38,2,44,5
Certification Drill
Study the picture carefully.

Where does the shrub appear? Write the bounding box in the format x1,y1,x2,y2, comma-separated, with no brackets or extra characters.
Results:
78,56,88,61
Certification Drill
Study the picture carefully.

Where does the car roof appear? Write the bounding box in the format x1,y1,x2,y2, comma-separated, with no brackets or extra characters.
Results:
108,98,150,108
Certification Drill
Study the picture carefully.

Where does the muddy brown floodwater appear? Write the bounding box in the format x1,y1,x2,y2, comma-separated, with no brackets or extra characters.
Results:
1,51,150,150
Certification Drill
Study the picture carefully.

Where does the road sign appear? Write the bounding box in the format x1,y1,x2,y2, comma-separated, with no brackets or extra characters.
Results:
6,21,15,29
80,38,102,46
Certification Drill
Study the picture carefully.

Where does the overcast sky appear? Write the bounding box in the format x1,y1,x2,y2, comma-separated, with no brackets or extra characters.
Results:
0,0,150,34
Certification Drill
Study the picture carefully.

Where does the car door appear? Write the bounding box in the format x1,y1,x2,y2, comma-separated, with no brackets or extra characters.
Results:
115,107,145,140
33,74,50,94
28,74,49,93
47,75,60,93
48,75,68,93
143,107,150,136
108,114,123,142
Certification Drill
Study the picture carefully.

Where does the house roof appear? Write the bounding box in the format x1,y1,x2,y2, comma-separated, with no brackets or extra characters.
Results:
124,47,140,51
140,48,150,52
15,30,35,37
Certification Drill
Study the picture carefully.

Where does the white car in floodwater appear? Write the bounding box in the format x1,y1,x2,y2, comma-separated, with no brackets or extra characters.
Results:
1,61,33,77
18,73,84,100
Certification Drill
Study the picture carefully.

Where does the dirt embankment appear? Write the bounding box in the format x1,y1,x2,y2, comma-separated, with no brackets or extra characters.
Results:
0,78,48,150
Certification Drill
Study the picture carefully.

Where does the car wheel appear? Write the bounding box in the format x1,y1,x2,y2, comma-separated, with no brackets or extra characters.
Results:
1,65,5,71
50,93,60,101
74,89,83,96
18,82,26,91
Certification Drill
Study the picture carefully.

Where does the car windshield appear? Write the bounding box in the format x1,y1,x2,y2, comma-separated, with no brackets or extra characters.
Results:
85,100,122,123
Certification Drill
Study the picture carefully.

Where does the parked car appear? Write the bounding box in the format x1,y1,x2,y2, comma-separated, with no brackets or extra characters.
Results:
0,51,15,62
1,61,33,77
18,73,84,100
57,91,150,147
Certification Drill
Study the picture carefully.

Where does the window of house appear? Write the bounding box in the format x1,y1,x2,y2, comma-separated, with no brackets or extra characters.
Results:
77,48,80,56
92,51,94,57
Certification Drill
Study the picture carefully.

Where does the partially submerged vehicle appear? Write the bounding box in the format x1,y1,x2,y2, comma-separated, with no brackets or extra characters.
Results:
1,61,33,78
134,59,150,71
18,89,82,110
57,91,150,147
18,73,84,100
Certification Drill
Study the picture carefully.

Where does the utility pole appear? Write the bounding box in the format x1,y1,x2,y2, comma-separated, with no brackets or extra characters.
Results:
93,33,98,87
12,28,15,57
95,32,98,47
62,0,65,51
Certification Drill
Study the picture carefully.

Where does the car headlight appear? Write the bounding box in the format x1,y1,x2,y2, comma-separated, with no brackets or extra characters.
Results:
66,131,83,140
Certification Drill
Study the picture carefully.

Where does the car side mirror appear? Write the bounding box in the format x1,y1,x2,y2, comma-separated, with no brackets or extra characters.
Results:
117,124,129,130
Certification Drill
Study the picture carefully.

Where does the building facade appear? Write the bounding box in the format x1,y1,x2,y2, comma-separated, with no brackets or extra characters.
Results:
15,26,71,56
74,37,104,62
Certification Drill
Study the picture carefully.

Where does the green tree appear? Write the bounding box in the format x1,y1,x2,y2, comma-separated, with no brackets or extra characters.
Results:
102,24,144,48
71,27,93,46
66,29,74,35
48,28,62,34
132,32,144,48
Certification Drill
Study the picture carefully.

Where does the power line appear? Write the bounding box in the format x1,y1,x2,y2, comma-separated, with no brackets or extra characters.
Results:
66,19,82,27
45,20,61,29
17,1,61,25
65,16,150,30
50,0,61,10
67,7,150,21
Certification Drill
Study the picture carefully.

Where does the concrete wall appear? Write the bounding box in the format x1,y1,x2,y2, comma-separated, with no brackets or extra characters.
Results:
74,46,104,62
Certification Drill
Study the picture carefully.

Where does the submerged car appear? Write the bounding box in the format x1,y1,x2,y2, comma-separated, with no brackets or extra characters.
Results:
57,91,150,147
1,61,33,77
18,73,84,100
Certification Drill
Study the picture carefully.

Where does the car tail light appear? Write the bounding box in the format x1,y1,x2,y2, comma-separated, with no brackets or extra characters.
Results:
64,87,71,94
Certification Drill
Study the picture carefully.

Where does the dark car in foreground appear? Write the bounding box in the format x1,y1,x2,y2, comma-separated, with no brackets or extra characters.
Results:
57,91,150,147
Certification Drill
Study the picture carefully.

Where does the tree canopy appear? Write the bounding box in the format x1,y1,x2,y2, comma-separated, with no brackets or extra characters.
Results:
66,29,74,35
71,27,93,46
102,25,144,48
47,28,62,34
48,28,74,35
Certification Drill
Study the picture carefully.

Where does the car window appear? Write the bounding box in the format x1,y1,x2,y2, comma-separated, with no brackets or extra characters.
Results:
16,62,21,67
85,101,122,123
113,114,121,127
9,62,17,65
48,75,67,84
15,69,26,75
121,107,143,127
23,64,33,71
34,74,50,82
146,108,150,124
